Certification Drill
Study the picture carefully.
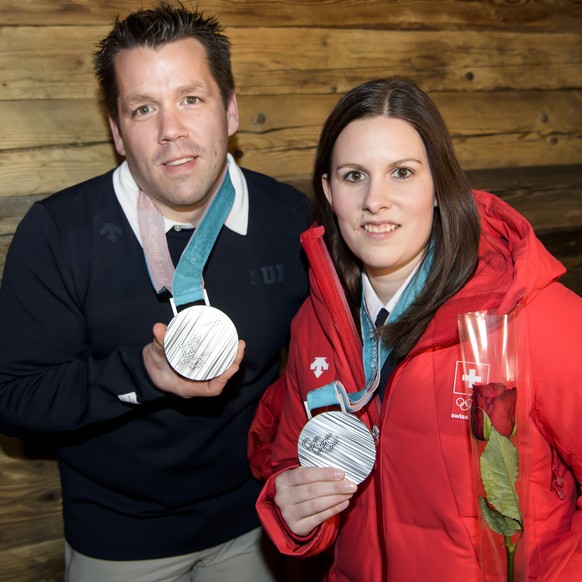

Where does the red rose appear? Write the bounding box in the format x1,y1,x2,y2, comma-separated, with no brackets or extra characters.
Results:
470,382,517,441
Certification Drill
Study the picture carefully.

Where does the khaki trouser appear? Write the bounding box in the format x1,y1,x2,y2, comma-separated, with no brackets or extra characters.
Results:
64,527,280,582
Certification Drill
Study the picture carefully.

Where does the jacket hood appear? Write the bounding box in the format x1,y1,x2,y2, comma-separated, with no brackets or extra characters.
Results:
473,190,565,310
424,190,565,350
438,190,565,315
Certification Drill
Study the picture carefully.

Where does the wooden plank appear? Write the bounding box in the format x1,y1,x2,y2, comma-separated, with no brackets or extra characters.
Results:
4,90,580,151
0,26,105,101
232,28,582,96
0,144,119,198
0,538,64,582
0,100,109,151
465,165,582,234
0,436,63,579
432,92,582,142
0,508,63,554
1,27,581,100
1,0,581,32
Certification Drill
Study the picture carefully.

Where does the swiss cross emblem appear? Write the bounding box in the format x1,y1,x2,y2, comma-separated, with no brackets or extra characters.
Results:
451,361,490,420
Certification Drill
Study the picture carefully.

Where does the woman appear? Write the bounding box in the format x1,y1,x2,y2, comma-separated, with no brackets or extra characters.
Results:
251,77,582,581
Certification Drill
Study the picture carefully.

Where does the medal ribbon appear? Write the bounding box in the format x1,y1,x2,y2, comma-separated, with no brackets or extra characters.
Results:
137,171,235,308
305,245,434,415
305,300,388,414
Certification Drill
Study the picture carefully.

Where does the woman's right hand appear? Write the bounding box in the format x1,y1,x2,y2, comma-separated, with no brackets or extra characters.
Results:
274,466,357,536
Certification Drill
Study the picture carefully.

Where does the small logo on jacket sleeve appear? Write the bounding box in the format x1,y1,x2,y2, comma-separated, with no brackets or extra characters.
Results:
310,357,329,378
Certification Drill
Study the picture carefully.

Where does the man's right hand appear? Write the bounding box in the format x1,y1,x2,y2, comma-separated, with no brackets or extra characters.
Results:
274,465,357,536
142,322,245,398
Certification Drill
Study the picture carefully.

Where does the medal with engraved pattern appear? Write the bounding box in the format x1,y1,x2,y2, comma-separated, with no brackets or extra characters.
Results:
298,409,376,485
164,305,238,381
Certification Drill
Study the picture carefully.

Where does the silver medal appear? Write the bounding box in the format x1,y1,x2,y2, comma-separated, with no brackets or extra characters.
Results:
298,410,376,484
164,305,238,381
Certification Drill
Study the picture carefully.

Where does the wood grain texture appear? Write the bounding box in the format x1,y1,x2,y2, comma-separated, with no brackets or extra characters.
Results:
3,91,581,148
1,0,581,31
0,538,64,582
1,27,581,100
0,435,63,582
466,165,582,234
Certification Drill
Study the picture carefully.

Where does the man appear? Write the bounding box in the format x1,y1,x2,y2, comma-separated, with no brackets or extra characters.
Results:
0,3,308,581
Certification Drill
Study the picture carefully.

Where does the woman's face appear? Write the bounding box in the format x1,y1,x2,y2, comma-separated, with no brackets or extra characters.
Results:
323,116,436,293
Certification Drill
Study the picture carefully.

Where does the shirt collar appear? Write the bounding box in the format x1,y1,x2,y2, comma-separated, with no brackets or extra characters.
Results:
363,263,422,325
113,153,249,244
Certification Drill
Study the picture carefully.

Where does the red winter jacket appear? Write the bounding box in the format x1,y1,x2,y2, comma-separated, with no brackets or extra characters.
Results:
251,191,582,581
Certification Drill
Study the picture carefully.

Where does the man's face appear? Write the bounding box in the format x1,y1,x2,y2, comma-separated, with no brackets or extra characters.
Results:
109,38,239,223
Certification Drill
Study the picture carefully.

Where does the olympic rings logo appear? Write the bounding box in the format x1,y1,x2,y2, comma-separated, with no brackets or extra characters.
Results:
456,397,471,411
302,433,338,454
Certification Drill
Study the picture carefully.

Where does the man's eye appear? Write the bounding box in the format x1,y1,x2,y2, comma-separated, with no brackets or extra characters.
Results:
185,96,200,105
134,105,151,117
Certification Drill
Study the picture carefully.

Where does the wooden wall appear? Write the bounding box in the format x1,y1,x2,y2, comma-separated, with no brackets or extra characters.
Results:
0,1,581,579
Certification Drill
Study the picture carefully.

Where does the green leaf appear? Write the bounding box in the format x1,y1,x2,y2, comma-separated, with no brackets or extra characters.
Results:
479,423,522,523
479,497,522,536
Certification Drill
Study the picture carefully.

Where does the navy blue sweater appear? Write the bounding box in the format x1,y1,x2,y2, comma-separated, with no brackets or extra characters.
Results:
0,167,309,559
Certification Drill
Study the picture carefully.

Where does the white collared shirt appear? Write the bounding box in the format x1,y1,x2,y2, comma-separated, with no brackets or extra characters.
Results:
363,264,421,325
113,153,249,242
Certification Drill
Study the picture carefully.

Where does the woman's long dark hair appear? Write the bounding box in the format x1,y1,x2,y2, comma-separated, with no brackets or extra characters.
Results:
311,77,481,361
